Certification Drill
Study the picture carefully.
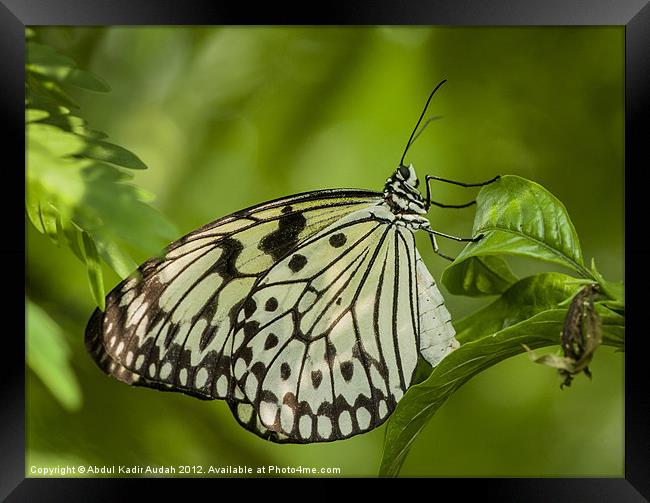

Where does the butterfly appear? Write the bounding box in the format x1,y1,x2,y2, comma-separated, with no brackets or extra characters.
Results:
85,80,499,443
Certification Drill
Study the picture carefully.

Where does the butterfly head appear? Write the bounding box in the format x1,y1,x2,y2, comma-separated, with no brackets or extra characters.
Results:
397,164,419,188
383,164,427,215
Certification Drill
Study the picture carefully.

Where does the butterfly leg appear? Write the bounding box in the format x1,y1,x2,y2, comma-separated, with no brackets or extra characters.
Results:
424,175,499,210
428,199,476,209
428,232,455,261
426,174,501,188
426,228,484,243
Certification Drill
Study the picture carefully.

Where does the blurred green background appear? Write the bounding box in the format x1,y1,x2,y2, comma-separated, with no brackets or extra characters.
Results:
26,26,624,477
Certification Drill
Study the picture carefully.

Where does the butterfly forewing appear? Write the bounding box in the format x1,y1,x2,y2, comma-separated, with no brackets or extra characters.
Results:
230,205,429,442
85,190,381,400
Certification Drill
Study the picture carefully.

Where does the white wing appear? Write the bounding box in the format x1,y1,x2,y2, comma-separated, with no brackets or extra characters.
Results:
230,204,431,442
227,246,461,444
415,250,459,367
85,190,381,400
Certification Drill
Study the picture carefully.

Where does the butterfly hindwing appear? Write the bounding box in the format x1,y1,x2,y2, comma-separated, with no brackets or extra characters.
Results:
230,205,428,442
226,386,291,442
85,190,381,400
414,249,459,366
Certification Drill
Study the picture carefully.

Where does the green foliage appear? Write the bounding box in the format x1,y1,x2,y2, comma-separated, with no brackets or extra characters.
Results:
441,255,518,296
25,27,624,478
26,299,82,411
25,34,177,309
443,176,591,288
380,177,625,476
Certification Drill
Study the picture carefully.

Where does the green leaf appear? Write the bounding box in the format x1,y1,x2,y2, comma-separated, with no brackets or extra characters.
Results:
26,299,82,411
594,302,625,348
25,193,44,233
81,232,105,310
600,300,624,316
74,162,178,251
26,90,71,117
28,122,86,158
27,42,77,68
38,80,80,109
26,148,88,216
40,113,109,140
41,112,86,128
61,221,86,263
37,202,60,245
25,36,176,308
590,259,624,303
454,272,581,343
441,255,518,296
378,272,622,477
33,65,111,92
79,128,110,141
95,239,138,279
379,306,624,477
447,175,591,280
26,108,50,123
81,140,148,170
26,41,110,92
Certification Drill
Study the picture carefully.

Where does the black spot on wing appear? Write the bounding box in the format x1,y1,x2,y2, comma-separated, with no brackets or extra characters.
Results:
281,362,291,380
340,361,354,382
239,346,253,365
329,233,347,248
250,361,266,380
243,298,257,318
258,211,307,261
264,333,279,350
311,369,323,388
212,236,244,281
243,321,260,340
288,254,307,272
265,297,278,312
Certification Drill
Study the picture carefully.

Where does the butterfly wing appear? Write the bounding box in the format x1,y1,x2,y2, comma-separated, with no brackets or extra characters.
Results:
227,239,461,443
85,189,382,400
227,384,292,442
414,249,459,366
230,204,437,442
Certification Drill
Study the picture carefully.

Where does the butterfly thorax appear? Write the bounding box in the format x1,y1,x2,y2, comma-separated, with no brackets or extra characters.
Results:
383,164,428,217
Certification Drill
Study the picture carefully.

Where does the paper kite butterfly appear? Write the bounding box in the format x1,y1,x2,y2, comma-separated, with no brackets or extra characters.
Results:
85,80,499,443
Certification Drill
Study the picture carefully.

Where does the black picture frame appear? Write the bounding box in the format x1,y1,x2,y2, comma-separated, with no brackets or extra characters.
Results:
7,0,649,499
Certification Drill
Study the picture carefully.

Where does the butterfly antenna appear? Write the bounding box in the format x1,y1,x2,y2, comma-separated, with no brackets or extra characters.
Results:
399,79,447,167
